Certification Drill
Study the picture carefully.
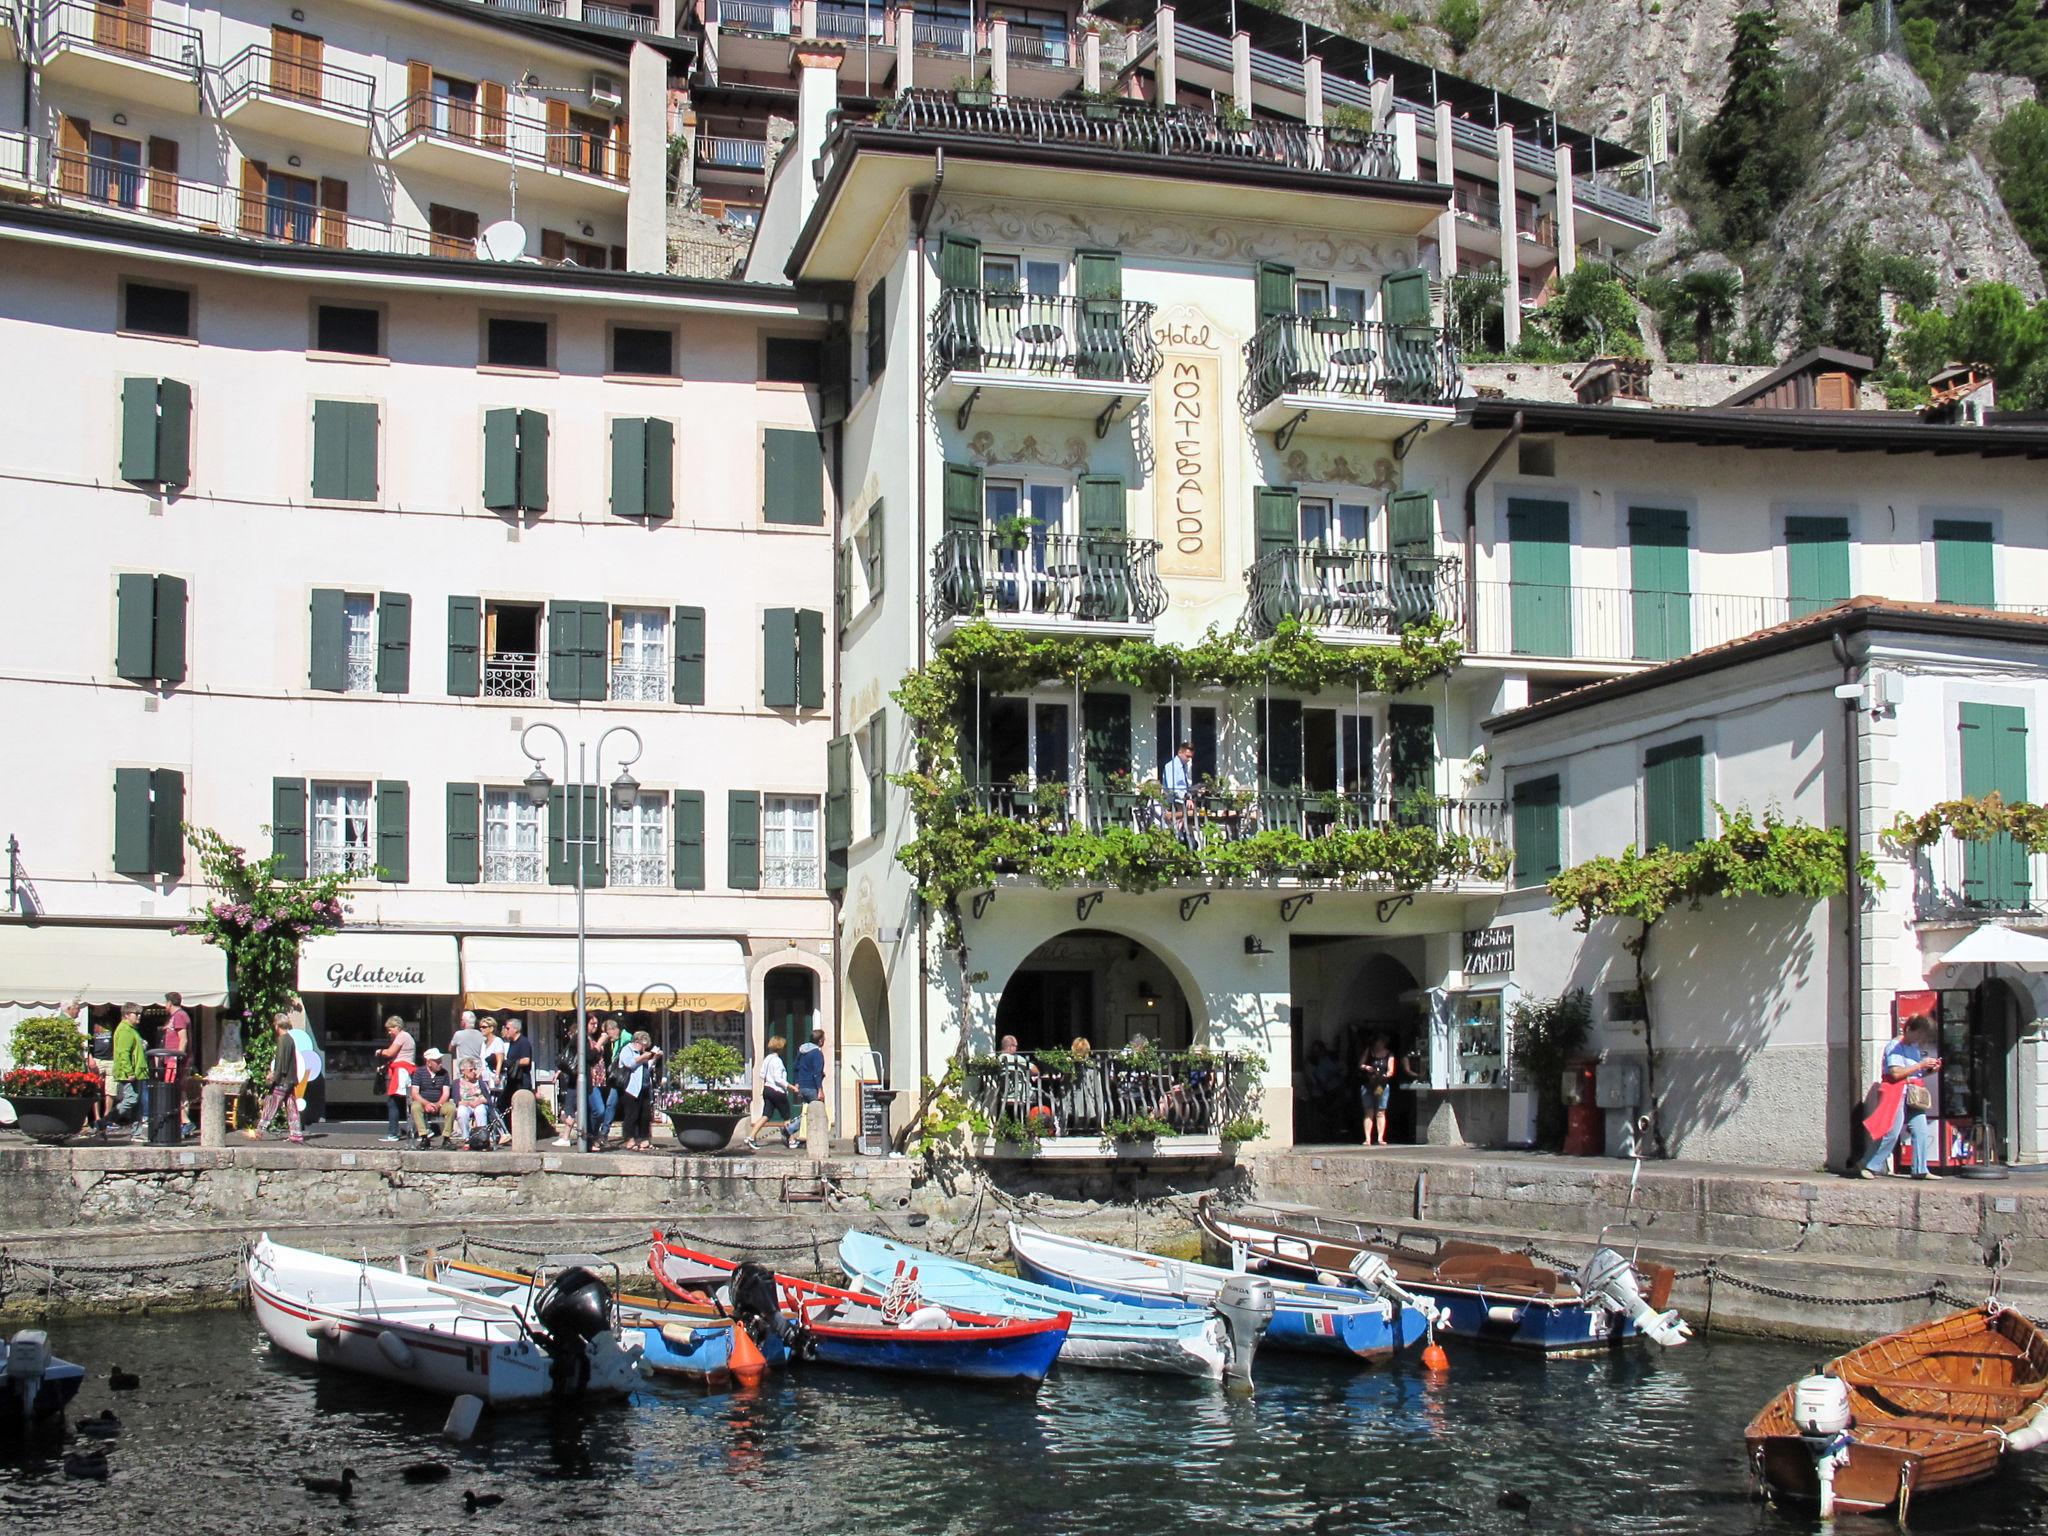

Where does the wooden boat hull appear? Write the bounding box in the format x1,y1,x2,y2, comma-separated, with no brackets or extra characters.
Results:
1744,1305,2048,1516
838,1230,1235,1381
1008,1223,1425,1362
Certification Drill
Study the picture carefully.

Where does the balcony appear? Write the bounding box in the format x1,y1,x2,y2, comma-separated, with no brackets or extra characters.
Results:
484,651,541,700
46,148,453,257
911,16,969,54
964,1051,1254,1149
1241,314,1462,434
609,663,668,702
1469,583,1792,667
695,133,769,174
1515,208,1558,250
1003,23,1072,67
930,289,1159,424
1911,833,2047,923
220,45,378,153
1453,186,1500,229
713,0,788,34
1244,548,1463,641
1573,177,1657,234
933,529,1167,632
0,129,26,183
815,2,882,42
40,0,203,110
382,95,629,202
584,0,658,33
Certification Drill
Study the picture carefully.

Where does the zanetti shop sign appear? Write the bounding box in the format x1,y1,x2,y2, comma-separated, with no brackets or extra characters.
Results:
297,934,460,995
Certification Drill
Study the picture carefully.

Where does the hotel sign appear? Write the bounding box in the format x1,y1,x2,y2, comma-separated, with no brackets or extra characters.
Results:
1151,310,1223,580
1463,925,1515,977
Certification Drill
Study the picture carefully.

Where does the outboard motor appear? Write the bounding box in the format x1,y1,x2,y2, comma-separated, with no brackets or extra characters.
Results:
1790,1368,1855,1518
1576,1247,1692,1347
1213,1275,1275,1384
1346,1251,1442,1331
534,1267,614,1396
730,1261,813,1362
6,1331,53,1427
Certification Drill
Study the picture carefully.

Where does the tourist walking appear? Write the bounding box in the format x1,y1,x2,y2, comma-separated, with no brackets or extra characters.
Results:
111,1007,147,1143
1858,1016,1943,1179
497,1018,534,1119
587,1018,623,1149
85,1012,114,1130
454,1057,491,1148
449,1010,484,1068
244,1014,304,1143
161,991,194,1137
478,1017,506,1091
748,1036,797,1149
377,1015,417,1142
410,1049,455,1147
615,1030,659,1151
796,1026,828,1129
552,1022,580,1147
1359,1034,1398,1146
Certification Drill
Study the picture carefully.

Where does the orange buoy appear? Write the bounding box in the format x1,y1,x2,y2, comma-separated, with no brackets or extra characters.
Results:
1420,1339,1450,1374
728,1325,768,1385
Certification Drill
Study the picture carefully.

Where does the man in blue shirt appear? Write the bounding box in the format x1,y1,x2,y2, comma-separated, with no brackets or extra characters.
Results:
1161,740,1196,840
795,1027,828,1107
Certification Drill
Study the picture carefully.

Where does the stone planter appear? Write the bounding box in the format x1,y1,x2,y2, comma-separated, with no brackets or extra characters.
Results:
1082,102,1121,122
6,1095,94,1143
667,1109,744,1153
1110,1136,1158,1159
953,88,993,109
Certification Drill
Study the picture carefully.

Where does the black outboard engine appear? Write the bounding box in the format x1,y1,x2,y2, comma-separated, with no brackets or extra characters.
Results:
730,1261,812,1361
534,1267,613,1395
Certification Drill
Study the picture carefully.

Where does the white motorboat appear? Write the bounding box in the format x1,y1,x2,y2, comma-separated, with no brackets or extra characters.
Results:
247,1237,648,1405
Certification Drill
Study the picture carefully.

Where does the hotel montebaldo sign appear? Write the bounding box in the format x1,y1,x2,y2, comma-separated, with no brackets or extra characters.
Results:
1151,304,1223,581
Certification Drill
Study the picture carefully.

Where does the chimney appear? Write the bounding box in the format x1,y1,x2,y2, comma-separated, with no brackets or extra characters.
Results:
791,40,845,232
1572,357,1650,407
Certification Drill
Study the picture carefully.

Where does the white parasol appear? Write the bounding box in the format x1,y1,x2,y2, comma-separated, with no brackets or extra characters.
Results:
1931,924,2048,972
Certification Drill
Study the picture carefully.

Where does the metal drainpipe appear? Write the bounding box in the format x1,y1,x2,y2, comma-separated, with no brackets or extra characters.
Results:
912,151,943,1093
1460,411,1521,649
1833,630,1865,1169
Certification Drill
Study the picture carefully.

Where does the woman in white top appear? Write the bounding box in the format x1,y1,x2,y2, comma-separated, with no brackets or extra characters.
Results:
748,1035,796,1149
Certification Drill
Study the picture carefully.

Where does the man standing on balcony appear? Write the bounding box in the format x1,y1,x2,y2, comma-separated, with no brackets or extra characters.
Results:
1162,741,1197,841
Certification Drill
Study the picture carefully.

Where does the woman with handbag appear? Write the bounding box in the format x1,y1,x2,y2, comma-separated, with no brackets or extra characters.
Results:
1857,1016,1942,1179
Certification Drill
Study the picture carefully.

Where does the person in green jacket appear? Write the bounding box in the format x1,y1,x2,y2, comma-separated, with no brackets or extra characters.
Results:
111,1007,147,1142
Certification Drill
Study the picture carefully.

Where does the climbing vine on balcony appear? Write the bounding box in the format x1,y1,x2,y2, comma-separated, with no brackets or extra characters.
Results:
1884,793,2048,853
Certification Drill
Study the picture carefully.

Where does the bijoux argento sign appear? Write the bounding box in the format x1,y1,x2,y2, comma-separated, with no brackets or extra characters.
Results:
1463,925,1515,976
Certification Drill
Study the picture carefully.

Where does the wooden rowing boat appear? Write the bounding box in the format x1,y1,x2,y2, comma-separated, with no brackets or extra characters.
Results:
1745,1305,2048,1517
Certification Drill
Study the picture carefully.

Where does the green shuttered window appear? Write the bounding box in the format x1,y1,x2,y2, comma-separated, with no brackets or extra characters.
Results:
762,607,826,709
1083,693,1133,794
114,768,184,878
547,601,608,702
1508,498,1572,657
1934,520,1995,607
867,712,888,841
1960,703,2029,906
483,407,549,513
1512,775,1562,886
825,734,852,892
1389,704,1435,802
447,597,482,697
446,783,481,884
376,592,411,694
548,785,604,886
1784,515,1850,618
1380,267,1432,327
672,605,706,705
727,790,761,890
308,588,348,691
1644,737,1707,852
115,573,187,685
763,428,824,526
271,776,308,879
376,781,410,884
610,417,676,520
671,789,705,890
1628,505,1691,662
311,400,379,502
120,378,191,488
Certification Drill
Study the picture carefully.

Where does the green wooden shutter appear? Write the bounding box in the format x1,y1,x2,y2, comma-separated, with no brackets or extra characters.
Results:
869,713,888,837
796,607,825,710
836,541,852,625
346,402,378,501
1255,486,1300,559
308,588,347,691
271,776,308,879
375,591,411,694
1077,249,1122,302
376,780,409,883
727,789,761,890
483,407,519,510
673,605,705,704
547,784,570,885
115,573,158,682
1257,261,1296,321
1388,489,1433,560
821,322,851,425
1785,515,1850,618
1507,497,1572,656
826,734,852,892
517,408,548,512
943,463,983,537
155,378,191,489
610,418,646,519
1644,737,1706,852
577,601,607,702
1960,703,2030,906
446,596,482,697
1512,775,1561,885
113,768,153,876
1082,692,1133,795
938,232,981,289
153,575,187,685
1934,520,1995,607
579,784,603,885
762,607,798,707
763,428,824,526
445,782,480,884
120,378,161,482
311,400,348,498
546,601,581,701
148,768,184,877
1628,506,1691,662
1257,697,1304,794
1076,250,1124,380
1078,474,1129,621
644,418,674,519
1388,703,1435,802
671,789,705,890
1380,267,1432,326
1253,486,1301,630
860,501,885,594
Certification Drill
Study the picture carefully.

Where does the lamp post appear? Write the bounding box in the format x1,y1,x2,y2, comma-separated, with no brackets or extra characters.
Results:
519,722,643,1153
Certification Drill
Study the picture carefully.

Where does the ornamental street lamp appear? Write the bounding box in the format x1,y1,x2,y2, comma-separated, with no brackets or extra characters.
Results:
518,722,642,1153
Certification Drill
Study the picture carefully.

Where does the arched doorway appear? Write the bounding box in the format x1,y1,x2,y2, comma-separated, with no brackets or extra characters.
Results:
993,930,1196,1053
1971,977,2039,1164
846,940,890,1088
763,964,816,1082
1292,946,1420,1145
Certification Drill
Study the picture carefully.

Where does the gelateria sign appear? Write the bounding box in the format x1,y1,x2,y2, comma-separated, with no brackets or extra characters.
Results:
296,933,459,995
1151,306,1223,581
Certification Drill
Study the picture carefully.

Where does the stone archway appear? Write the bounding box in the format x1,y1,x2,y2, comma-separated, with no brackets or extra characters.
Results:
845,939,890,1088
990,928,1202,1055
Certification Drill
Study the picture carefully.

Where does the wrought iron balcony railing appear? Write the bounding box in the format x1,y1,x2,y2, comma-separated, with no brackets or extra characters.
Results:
484,652,541,699
1243,547,1463,639
934,529,1166,626
607,851,668,887
311,845,373,878
1243,314,1463,412
930,289,1160,386
219,44,377,120
609,664,668,702
41,0,202,74
966,1052,1253,1139
1910,832,2047,920
860,89,1402,182
483,848,544,883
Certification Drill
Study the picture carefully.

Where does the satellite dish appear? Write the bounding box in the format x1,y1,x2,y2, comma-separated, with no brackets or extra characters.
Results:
479,220,528,262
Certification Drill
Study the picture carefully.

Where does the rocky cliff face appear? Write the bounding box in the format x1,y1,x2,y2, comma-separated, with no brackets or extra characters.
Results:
1281,0,2043,324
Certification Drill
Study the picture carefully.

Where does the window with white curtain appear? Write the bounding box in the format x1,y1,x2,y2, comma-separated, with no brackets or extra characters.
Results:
762,794,820,889
343,595,374,692
609,791,667,886
611,607,668,702
483,789,543,883
310,781,372,876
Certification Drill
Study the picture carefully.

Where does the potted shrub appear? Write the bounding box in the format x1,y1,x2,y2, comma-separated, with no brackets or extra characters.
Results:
952,74,994,109
1102,1112,1173,1156
3,1015,100,1143
1217,99,1250,133
989,1112,1044,1158
1079,87,1123,123
662,1038,749,1153
993,513,1040,552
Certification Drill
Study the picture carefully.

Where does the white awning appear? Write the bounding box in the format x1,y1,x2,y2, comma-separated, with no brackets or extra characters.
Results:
461,937,748,1013
297,933,461,995
0,924,228,1007
1931,924,2048,972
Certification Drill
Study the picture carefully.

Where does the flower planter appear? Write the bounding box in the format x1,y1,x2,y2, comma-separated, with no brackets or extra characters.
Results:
1311,315,1353,337
1110,1136,1158,1159
667,1109,744,1153
953,88,993,109
6,1095,93,1143
1082,102,1121,122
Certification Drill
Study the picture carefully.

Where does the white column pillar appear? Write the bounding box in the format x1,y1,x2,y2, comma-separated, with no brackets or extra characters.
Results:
1393,112,1417,180
895,3,913,91
990,17,1009,97
1303,54,1323,128
625,40,667,272
656,0,676,35
1553,142,1577,279
1496,121,1520,349
565,0,584,20
1157,3,1176,107
1433,99,1456,281
1082,28,1101,93
1231,30,1251,115
676,99,698,191
703,14,722,86
793,41,845,231
799,0,818,40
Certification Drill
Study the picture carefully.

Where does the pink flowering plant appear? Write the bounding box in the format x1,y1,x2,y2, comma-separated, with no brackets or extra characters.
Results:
177,825,354,1080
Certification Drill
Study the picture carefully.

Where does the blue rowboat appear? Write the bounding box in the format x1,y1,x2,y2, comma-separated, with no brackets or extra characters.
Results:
838,1230,1253,1381
651,1236,1070,1385
1008,1224,1427,1362
1195,1202,1691,1356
